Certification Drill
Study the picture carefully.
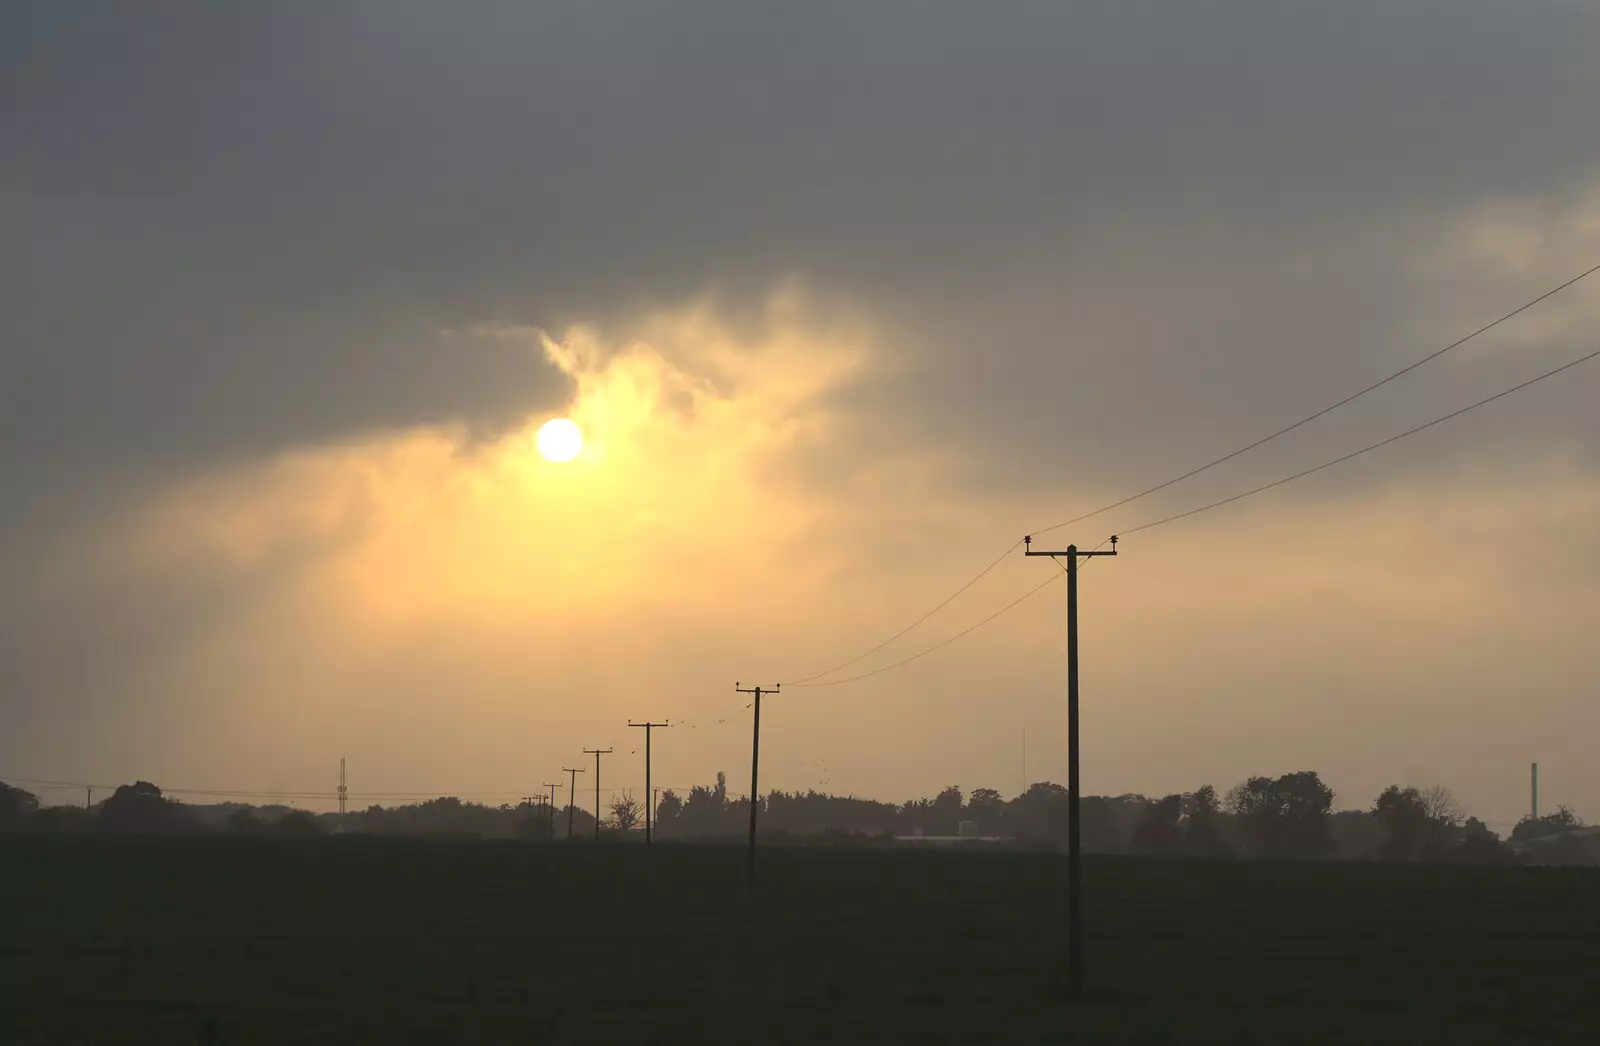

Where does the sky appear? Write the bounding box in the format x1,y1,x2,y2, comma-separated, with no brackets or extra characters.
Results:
4,2,1599,831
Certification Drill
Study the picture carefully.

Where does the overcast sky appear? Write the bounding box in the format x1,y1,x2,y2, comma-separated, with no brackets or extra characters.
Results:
4,2,1598,830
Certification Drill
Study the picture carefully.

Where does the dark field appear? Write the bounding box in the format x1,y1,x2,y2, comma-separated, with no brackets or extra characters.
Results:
1,838,1595,1044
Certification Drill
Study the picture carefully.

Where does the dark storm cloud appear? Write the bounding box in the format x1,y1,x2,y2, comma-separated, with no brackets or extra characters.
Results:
4,0,1598,510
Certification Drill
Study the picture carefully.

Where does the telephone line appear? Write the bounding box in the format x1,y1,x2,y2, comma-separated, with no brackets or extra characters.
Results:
794,339,1600,690
786,539,1023,685
1028,260,1600,539
789,551,1086,689
781,260,1598,688
1118,345,1600,538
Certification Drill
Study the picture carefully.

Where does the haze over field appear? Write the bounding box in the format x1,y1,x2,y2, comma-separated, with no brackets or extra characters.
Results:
4,3,1599,830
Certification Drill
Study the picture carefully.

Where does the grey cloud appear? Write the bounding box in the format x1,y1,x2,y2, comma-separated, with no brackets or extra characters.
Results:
6,2,1597,511
5,4,1600,553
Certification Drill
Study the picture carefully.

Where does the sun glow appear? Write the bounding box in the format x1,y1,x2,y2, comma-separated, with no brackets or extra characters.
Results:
535,418,584,463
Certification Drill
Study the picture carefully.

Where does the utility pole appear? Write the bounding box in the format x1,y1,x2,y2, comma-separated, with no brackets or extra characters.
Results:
1531,762,1539,821
736,682,779,884
583,748,613,841
86,786,92,811
1024,534,1118,999
338,758,348,818
544,782,563,841
562,767,585,840
629,721,670,845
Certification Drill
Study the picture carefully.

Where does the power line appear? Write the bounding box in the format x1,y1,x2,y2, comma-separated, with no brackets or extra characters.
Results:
790,574,1058,689
1028,260,1600,539
674,694,754,730
782,260,1599,689
1118,345,1600,538
786,539,1023,685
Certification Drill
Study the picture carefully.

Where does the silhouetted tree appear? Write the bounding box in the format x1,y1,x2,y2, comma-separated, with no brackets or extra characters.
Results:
227,808,265,833
1131,794,1184,853
655,789,683,837
1511,806,1583,843
1418,785,1462,827
0,782,40,830
1183,785,1228,855
274,810,321,836
1449,831,1514,865
1373,786,1435,861
100,781,193,834
31,805,92,833
1226,771,1334,859
610,790,642,832
1009,782,1068,842
967,787,1005,836
679,775,735,838
929,786,964,836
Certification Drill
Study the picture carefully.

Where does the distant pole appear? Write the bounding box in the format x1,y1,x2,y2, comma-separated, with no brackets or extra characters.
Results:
736,682,780,884
562,767,585,840
1531,762,1539,821
583,748,613,841
86,786,92,811
338,758,348,818
543,782,563,841
1024,534,1119,999
629,721,670,845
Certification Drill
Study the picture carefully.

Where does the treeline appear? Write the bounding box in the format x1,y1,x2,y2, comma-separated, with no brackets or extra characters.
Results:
651,771,1588,864
2,774,1591,865
0,781,597,842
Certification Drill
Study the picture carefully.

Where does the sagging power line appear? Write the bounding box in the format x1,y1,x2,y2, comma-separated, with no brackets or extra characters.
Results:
784,260,1599,688
1026,259,1600,540
791,339,1600,690
1118,344,1600,538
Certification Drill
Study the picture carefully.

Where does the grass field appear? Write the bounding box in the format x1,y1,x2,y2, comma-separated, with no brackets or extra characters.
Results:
1,836,1595,1044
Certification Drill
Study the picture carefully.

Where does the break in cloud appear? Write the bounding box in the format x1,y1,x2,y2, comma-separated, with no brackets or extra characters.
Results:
3,3,1598,828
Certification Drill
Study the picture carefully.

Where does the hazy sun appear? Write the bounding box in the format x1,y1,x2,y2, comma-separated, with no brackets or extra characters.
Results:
535,418,584,463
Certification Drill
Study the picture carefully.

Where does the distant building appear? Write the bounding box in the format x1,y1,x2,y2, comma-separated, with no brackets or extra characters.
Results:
957,820,978,838
1512,826,1600,866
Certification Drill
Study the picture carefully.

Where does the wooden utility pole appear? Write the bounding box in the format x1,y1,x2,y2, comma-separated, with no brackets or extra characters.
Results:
735,682,779,884
561,767,585,840
583,748,613,841
543,782,563,841
1024,534,1118,999
628,721,670,844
